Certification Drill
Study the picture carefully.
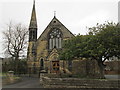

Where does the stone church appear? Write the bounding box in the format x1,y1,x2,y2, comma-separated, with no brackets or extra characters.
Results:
27,1,74,75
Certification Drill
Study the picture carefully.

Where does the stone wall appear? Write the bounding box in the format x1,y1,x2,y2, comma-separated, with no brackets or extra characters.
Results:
40,77,120,88
72,58,101,78
105,61,120,74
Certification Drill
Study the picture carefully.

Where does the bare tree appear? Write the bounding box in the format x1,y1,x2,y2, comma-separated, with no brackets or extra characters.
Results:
3,22,28,73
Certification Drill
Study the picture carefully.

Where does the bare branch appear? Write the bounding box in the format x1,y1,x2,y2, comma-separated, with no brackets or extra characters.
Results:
3,22,28,59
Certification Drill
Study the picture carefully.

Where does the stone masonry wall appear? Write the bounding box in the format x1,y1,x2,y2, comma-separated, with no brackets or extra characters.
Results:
41,77,120,88
72,58,101,78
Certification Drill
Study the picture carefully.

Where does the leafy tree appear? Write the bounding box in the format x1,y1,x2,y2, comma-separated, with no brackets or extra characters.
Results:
89,22,120,61
60,22,120,78
88,22,120,77
4,58,28,74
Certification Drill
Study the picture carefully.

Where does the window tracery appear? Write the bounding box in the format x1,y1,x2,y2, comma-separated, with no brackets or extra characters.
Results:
48,28,62,50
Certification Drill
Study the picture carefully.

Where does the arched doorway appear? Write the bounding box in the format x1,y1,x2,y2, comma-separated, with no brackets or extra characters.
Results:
52,61,59,73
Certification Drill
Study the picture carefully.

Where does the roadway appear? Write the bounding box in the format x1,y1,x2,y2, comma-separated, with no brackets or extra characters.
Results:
2,76,42,88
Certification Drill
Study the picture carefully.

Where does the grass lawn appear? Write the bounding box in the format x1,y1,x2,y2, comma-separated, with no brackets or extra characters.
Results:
2,72,21,85
0,72,7,77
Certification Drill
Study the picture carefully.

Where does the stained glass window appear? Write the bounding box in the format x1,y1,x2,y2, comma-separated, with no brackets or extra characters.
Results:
48,28,62,49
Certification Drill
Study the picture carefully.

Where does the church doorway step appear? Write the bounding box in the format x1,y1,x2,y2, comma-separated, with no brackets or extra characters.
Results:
51,61,59,73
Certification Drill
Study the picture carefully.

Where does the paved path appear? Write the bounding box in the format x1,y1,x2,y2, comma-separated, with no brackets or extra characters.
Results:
105,75,120,79
2,76,42,88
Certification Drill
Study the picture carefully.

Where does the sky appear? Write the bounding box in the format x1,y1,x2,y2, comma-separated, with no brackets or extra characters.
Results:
0,0,119,57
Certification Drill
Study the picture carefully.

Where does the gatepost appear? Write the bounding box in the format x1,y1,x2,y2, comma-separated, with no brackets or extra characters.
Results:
39,70,47,85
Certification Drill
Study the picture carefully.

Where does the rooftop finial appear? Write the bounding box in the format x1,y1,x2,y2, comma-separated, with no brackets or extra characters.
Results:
34,0,35,5
54,11,56,17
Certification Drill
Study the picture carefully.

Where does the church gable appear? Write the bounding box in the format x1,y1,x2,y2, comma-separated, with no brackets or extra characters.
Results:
36,16,75,62
37,16,74,42
47,48,59,61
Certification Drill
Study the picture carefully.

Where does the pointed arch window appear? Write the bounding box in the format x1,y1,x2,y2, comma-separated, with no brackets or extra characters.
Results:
29,29,37,41
48,28,62,50
40,58,44,70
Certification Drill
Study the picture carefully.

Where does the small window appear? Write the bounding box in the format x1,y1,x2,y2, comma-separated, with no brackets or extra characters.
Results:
40,59,44,67
32,31,35,39
53,21,56,23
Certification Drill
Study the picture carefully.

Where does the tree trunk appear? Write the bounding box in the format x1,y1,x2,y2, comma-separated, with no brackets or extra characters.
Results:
98,58,105,79
68,60,72,72
15,55,19,75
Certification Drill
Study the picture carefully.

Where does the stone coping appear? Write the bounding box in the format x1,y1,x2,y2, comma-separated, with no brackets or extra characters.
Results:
41,77,120,88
